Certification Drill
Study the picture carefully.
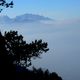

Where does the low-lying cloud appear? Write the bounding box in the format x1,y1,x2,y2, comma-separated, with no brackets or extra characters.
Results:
0,14,80,80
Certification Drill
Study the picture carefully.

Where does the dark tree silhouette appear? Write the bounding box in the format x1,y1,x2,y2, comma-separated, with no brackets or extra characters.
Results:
0,30,49,68
16,66,62,80
0,31,63,80
0,0,13,12
0,30,49,80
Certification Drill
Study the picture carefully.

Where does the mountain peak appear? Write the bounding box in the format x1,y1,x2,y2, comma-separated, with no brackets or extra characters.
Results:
0,13,53,24
14,13,52,23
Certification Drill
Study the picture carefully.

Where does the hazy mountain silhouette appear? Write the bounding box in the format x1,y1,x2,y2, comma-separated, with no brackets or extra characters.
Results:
0,13,53,24
13,13,52,23
0,15,12,24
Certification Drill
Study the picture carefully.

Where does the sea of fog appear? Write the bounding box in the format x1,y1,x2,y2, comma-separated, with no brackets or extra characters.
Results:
0,21,80,80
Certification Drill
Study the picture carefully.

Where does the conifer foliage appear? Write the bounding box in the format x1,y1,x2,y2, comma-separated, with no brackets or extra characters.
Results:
0,30,49,67
0,0,13,12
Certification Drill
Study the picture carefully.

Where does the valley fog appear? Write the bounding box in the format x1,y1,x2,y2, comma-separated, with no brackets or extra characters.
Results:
0,21,80,80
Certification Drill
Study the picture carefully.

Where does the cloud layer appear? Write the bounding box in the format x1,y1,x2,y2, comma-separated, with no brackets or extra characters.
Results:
0,14,80,80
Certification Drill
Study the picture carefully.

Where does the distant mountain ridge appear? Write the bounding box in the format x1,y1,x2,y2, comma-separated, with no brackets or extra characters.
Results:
0,15,12,24
0,13,52,24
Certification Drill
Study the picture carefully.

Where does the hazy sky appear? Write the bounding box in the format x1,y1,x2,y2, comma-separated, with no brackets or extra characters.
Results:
1,0,80,20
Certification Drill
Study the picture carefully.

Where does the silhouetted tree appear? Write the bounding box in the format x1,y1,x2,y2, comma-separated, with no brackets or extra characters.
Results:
0,30,49,79
0,30,49,68
0,31,16,79
16,66,62,80
50,72,62,80
0,0,13,12
0,30,63,80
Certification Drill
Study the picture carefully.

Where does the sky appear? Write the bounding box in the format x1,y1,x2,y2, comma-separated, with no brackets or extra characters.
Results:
1,0,80,20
